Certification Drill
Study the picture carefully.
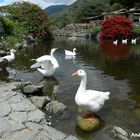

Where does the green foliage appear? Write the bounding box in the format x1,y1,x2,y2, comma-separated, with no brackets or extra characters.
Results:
4,35,21,48
110,3,124,11
90,26,101,33
50,0,140,29
110,0,140,9
133,25,140,36
2,2,50,39
0,16,14,34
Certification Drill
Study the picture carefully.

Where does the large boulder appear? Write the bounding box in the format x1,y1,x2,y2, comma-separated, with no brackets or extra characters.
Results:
15,43,23,49
25,35,35,43
30,96,50,109
16,82,43,96
21,84,43,96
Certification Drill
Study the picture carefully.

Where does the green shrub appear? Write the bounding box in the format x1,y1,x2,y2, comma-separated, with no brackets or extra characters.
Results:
110,3,123,11
133,25,140,36
0,16,14,34
1,2,51,39
92,26,101,33
5,35,21,48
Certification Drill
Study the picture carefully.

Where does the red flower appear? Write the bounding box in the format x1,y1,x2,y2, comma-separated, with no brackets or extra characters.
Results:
101,16,132,39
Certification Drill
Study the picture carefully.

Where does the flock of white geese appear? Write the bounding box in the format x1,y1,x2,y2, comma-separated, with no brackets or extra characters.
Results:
113,38,137,46
0,47,111,117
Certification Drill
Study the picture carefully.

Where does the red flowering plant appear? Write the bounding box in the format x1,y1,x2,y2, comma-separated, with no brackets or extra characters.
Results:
4,2,51,39
100,16,132,39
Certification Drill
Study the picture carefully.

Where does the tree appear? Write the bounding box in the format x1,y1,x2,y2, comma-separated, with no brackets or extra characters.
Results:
101,16,132,39
110,0,140,9
3,2,51,39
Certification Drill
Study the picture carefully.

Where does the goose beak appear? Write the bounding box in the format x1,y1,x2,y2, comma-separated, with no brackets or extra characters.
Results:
72,72,78,76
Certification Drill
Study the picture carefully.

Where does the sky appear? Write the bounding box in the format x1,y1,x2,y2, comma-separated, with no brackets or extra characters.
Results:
0,0,77,8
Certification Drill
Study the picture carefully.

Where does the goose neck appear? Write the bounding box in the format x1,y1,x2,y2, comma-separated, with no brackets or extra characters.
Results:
78,75,87,92
51,53,59,68
73,50,76,55
10,52,15,57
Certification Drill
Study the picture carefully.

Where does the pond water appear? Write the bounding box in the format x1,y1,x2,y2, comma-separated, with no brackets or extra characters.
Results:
0,38,140,139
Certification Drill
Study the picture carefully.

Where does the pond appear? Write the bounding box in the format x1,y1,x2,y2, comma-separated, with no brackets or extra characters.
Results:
0,38,140,139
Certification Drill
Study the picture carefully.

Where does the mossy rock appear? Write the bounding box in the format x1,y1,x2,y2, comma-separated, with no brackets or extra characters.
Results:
77,115,100,131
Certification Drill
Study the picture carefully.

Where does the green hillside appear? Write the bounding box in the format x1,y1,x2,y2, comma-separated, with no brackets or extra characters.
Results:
45,5,67,15
50,0,110,28
50,0,140,28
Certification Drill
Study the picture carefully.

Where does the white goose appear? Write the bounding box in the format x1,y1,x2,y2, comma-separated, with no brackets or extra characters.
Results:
122,39,127,44
1,49,16,63
65,48,77,56
131,38,136,44
72,69,110,114
113,40,118,46
31,48,59,77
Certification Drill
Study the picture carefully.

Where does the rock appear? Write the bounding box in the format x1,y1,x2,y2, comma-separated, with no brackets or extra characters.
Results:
25,35,35,43
21,84,43,96
0,42,4,49
0,101,11,117
111,126,129,140
22,39,28,48
45,100,67,116
9,112,28,123
104,125,131,140
0,58,9,68
0,82,77,140
64,135,79,140
9,93,26,103
25,122,43,130
15,43,23,49
0,50,7,56
1,129,38,140
30,96,50,109
43,125,67,140
27,110,45,123
77,115,100,131
15,81,31,90
113,126,128,137
11,99,36,112
0,117,25,134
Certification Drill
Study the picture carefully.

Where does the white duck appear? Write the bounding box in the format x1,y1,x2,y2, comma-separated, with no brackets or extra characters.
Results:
113,40,118,46
72,69,110,114
1,49,16,63
131,38,136,44
122,39,127,44
65,48,77,56
31,48,59,77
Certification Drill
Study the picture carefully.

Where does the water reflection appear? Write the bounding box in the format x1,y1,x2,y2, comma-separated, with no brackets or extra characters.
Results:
100,40,131,60
39,77,59,97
